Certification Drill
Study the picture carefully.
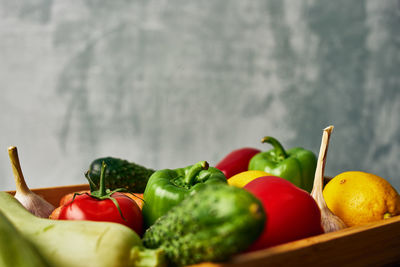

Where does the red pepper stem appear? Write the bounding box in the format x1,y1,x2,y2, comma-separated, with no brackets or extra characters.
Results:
98,161,107,197
184,161,209,186
261,136,288,159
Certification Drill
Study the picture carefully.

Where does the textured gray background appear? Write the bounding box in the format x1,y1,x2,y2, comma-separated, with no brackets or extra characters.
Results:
1,0,399,191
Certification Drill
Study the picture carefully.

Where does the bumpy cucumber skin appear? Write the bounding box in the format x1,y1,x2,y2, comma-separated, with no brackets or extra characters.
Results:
87,157,155,193
143,184,266,267
0,211,52,267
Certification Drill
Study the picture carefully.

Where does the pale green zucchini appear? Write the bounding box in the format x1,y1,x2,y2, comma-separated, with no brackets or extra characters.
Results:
0,192,165,267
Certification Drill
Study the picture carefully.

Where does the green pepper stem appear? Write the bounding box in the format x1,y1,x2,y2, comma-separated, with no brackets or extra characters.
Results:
184,161,209,186
261,136,288,159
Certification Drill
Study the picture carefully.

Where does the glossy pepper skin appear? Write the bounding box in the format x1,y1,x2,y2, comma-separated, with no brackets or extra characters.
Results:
142,161,227,228
244,176,323,250
248,136,317,192
215,148,261,178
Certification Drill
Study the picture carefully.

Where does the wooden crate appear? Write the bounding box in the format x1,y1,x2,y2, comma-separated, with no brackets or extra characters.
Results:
6,184,400,266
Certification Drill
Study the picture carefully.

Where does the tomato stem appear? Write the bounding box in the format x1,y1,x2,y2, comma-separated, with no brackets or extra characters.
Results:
87,162,128,221
99,161,107,197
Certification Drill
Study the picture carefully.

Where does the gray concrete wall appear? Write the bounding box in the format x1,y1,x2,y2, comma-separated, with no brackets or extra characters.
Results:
1,0,399,191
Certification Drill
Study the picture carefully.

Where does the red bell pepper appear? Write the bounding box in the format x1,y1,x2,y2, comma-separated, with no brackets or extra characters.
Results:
215,147,261,178
244,176,323,250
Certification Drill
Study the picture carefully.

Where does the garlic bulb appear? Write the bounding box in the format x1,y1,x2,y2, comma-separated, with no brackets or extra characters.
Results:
310,126,347,232
8,146,55,218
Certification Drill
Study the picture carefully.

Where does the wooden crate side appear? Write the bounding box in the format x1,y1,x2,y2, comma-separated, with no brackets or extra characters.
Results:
6,184,90,207
199,216,400,266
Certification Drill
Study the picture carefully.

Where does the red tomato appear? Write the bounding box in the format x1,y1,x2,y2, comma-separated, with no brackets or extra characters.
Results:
244,176,323,250
58,192,143,235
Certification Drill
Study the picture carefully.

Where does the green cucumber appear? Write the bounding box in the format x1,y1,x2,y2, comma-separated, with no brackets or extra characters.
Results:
142,184,266,266
0,192,165,267
86,157,155,193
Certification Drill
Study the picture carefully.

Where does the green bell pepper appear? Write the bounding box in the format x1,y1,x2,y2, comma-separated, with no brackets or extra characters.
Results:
142,161,227,227
248,136,317,192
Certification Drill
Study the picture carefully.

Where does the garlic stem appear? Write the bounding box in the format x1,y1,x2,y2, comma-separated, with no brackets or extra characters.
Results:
8,146,55,218
310,126,347,232
9,147,31,195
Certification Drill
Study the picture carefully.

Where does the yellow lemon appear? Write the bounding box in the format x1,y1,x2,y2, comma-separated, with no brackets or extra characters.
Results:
323,171,400,227
228,170,272,188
